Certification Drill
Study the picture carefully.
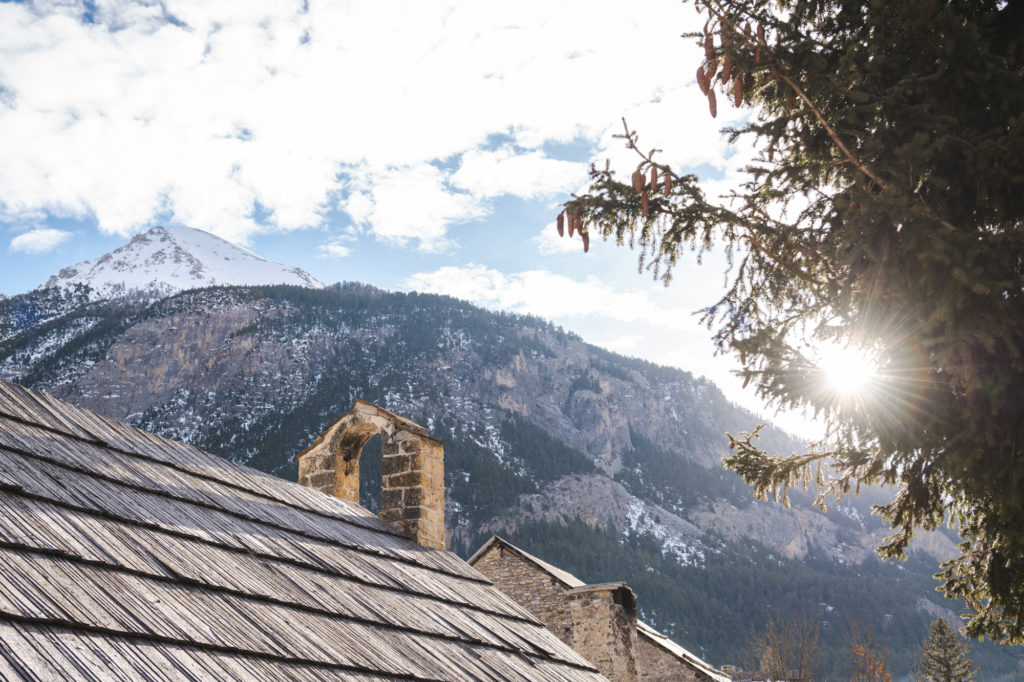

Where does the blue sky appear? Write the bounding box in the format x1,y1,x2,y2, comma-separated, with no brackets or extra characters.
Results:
0,0,818,437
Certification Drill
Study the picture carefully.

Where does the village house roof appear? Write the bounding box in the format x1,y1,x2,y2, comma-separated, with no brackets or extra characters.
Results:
469,535,730,682
0,379,605,680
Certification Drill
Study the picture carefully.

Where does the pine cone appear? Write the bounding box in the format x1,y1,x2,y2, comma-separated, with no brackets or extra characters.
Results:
704,34,714,60
733,77,743,106
581,230,590,253
696,65,709,95
663,174,672,197
708,88,717,118
650,166,658,189
556,211,565,236
568,208,577,237
722,58,734,83
707,58,719,81
632,169,644,193
641,191,650,217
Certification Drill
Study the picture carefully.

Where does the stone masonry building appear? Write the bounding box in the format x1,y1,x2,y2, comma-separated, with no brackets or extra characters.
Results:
470,535,730,682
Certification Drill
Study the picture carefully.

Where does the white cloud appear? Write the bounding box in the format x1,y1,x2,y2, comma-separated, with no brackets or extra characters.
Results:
316,242,350,259
452,147,587,199
9,227,72,253
0,0,709,247
342,165,486,252
404,264,692,330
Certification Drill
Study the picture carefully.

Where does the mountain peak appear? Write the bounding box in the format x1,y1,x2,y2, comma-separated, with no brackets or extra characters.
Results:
43,225,325,300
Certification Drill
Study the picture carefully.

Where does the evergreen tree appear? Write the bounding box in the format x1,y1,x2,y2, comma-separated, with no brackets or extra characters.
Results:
917,619,977,682
560,0,1024,643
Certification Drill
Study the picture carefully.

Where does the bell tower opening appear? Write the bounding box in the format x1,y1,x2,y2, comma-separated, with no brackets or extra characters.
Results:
359,433,383,514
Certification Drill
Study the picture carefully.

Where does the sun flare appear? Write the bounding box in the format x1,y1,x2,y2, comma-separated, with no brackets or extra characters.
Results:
816,343,879,396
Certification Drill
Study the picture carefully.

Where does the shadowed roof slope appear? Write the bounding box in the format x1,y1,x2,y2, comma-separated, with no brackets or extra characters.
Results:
0,380,605,681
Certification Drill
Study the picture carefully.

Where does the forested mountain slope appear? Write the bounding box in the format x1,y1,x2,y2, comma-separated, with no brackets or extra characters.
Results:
1,282,1018,678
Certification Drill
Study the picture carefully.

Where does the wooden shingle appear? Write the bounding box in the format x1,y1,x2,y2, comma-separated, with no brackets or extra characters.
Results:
0,380,606,680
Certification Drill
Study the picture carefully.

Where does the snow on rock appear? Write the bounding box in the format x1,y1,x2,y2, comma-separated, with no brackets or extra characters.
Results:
42,226,324,301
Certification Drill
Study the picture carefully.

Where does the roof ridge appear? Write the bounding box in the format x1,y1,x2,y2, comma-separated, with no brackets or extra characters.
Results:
469,535,586,588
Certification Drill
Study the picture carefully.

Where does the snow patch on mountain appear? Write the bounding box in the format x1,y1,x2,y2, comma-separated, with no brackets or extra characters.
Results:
42,226,324,300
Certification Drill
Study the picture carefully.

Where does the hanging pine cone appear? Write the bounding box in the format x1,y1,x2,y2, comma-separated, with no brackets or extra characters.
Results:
707,58,719,81
721,58,733,82
581,230,590,253
650,166,658,189
704,34,714,60
568,208,577,237
556,211,565,236
641,190,650,217
663,174,672,197
631,169,644,193
708,88,718,118
733,77,743,106
697,65,710,95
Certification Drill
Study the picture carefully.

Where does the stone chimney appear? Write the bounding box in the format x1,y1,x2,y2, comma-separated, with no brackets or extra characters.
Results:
565,583,638,681
296,400,445,550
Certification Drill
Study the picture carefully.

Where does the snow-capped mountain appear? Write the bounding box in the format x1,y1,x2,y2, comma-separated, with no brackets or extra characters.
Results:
42,225,324,300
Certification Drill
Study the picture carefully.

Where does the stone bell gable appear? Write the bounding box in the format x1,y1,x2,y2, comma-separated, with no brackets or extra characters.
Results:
297,399,445,550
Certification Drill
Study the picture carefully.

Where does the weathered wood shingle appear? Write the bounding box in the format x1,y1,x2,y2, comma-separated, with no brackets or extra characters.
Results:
0,380,606,681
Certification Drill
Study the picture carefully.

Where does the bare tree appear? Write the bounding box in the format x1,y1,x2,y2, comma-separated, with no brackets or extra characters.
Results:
847,617,891,682
744,610,822,681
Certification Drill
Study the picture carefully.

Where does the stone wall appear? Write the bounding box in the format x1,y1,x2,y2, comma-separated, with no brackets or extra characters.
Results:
636,634,708,681
566,585,638,681
471,544,575,643
471,538,728,682
472,542,638,681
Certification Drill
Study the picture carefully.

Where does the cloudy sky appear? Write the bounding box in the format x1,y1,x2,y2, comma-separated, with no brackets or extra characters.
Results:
0,0,817,438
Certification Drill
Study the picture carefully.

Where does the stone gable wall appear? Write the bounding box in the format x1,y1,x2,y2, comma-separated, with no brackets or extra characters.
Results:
473,544,637,681
471,545,575,643
636,635,709,681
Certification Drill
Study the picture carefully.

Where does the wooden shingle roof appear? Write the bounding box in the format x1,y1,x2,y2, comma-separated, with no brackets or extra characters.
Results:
0,380,606,681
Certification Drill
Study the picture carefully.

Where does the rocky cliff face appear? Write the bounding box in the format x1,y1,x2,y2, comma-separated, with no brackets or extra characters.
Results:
0,282,952,565
1,277,985,676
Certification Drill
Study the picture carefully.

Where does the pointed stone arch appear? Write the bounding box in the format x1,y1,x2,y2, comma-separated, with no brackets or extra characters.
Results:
297,400,445,549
